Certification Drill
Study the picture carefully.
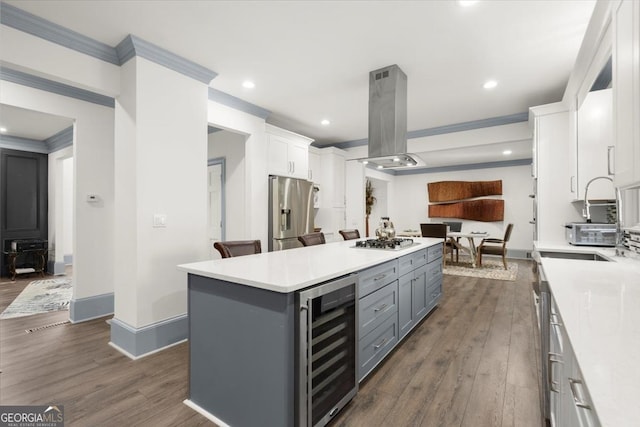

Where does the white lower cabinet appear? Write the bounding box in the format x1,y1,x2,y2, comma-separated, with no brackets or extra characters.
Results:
549,297,600,427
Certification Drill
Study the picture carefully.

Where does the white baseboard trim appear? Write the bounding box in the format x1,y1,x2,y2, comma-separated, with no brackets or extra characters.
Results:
183,399,231,427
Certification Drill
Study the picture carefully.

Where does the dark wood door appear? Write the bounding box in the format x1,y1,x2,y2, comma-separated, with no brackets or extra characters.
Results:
0,149,48,276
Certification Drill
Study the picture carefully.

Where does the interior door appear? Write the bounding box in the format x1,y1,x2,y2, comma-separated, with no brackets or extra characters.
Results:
208,163,222,258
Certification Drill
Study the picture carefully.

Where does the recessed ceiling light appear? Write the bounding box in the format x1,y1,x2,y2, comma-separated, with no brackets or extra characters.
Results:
459,1,479,7
242,81,255,89
0,127,7,133
362,160,369,165
483,80,498,89
393,157,400,162
321,119,331,126
503,150,512,155
377,165,383,169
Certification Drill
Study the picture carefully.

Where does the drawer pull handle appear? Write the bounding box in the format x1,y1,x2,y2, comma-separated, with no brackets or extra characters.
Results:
548,352,562,393
569,378,592,410
373,337,388,350
374,303,388,313
373,274,387,282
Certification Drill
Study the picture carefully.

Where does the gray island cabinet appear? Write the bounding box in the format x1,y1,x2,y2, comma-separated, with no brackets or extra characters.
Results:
178,238,443,427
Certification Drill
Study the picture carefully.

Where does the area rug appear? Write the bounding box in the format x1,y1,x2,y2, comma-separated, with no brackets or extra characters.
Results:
0,278,72,319
443,255,518,281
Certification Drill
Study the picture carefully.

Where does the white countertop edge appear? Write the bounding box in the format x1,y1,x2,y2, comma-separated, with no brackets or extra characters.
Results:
178,238,443,293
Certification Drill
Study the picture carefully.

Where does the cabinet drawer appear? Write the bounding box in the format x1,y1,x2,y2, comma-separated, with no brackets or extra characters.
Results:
426,278,442,311
358,260,399,298
427,243,443,262
358,314,398,381
426,259,443,286
359,281,398,339
398,249,427,276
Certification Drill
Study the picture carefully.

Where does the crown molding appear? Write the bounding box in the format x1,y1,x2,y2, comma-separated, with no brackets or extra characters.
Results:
46,126,74,152
208,88,271,119
0,134,48,153
1,67,115,107
116,35,217,84
2,4,217,84
330,112,529,150
0,2,120,64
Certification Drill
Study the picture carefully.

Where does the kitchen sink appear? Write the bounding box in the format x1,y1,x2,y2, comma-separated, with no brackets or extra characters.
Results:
538,251,611,261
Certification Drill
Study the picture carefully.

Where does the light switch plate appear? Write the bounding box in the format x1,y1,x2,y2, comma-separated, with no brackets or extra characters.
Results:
153,214,167,227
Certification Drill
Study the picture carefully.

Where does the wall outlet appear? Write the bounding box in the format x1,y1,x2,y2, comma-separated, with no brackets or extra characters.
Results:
86,194,99,202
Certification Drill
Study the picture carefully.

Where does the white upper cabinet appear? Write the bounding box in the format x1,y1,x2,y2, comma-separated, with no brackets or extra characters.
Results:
265,124,313,179
613,0,640,188
308,147,321,183
320,148,346,208
577,88,616,200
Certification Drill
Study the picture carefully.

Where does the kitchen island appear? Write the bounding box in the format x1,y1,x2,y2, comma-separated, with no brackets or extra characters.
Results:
535,242,640,426
178,238,443,427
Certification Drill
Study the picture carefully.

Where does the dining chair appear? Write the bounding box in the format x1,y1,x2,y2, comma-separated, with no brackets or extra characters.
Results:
477,223,514,269
214,240,262,258
339,229,361,240
420,223,453,265
443,221,462,262
443,221,462,232
298,232,326,246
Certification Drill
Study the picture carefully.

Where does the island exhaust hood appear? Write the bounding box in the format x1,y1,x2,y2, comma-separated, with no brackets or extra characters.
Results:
360,64,420,169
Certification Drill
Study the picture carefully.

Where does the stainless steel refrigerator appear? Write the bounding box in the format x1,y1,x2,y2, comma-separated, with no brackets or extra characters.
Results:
269,175,314,251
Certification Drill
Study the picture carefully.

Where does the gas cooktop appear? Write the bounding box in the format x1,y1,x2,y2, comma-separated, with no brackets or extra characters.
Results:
354,238,415,250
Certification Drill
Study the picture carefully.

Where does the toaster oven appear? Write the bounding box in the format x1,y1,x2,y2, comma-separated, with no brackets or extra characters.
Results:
565,222,616,247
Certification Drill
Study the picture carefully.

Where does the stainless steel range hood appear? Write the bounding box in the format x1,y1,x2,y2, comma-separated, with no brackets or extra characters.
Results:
360,64,420,169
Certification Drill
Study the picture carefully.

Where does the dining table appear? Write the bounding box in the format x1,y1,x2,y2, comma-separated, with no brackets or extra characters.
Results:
446,231,489,268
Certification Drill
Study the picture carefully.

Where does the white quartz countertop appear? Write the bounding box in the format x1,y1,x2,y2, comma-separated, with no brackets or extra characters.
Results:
178,238,442,293
539,251,640,426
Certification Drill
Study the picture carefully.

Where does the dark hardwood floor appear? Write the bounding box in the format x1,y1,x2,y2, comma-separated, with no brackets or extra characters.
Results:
0,260,541,426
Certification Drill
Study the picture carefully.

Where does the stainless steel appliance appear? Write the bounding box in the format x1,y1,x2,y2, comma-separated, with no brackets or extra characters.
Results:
565,222,616,246
269,175,314,251
357,64,422,169
297,274,358,427
355,238,415,250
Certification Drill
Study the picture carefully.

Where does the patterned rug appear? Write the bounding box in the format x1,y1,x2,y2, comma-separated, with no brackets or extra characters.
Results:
0,278,72,319
443,255,518,281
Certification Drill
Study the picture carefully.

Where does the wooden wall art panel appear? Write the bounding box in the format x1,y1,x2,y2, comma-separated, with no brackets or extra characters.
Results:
428,199,504,222
427,180,502,202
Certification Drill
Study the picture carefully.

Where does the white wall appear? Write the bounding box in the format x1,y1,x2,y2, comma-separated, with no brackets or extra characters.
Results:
0,25,120,96
2,80,115,301
114,57,209,329
62,157,73,261
390,165,534,253
208,130,247,241
48,145,73,272
207,101,269,248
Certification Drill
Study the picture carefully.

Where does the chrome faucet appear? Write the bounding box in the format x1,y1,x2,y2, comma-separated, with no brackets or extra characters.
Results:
583,175,625,256
583,176,614,223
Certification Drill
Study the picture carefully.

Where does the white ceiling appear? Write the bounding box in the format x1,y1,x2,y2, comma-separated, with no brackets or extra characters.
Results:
2,0,595,162
0,104,73,140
